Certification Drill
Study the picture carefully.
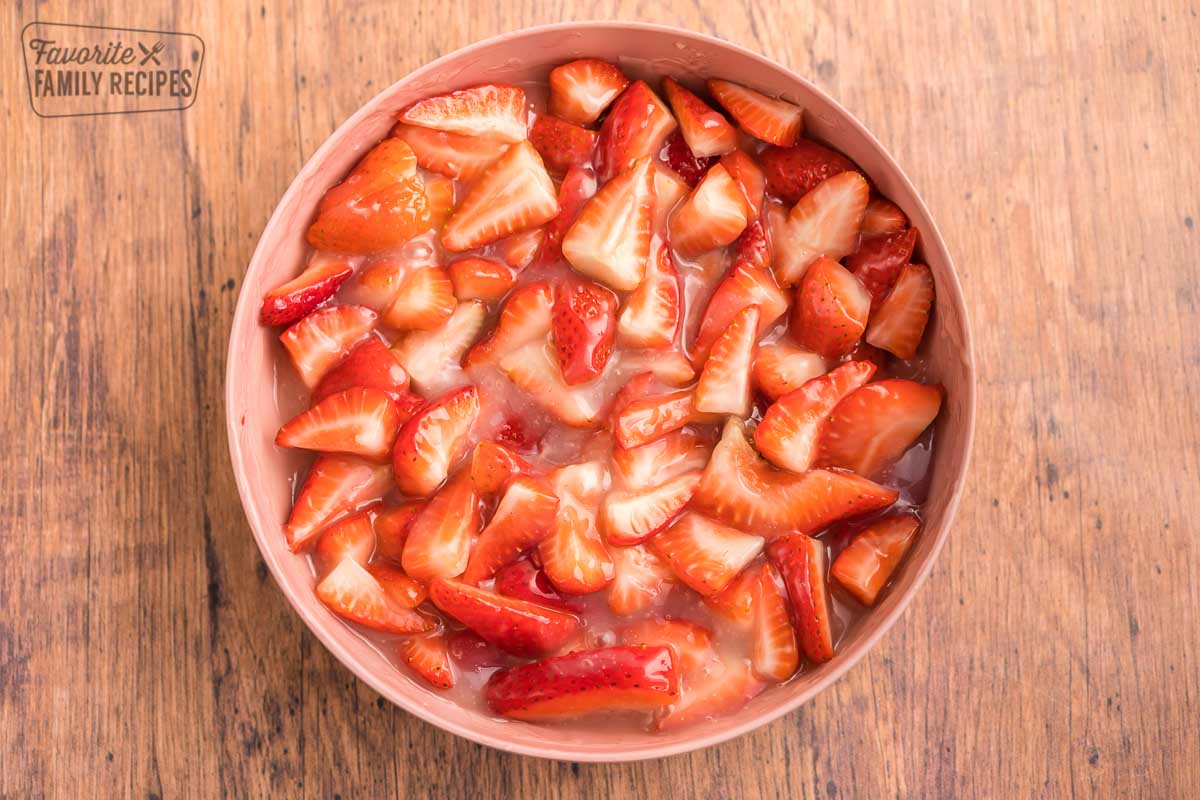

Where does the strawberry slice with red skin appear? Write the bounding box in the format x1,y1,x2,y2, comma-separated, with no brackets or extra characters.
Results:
751,563,800,681
693,419,899,534
392,301,486,392
663,77,738,158
669,163,750,257
399,633,455,690
401,469,482,582
280,305,377,390
372,501,424,563
754,360,877,473
429,578,581,657
651,512,764,596
611,428,712,491
608,544,675,616
613,388,708,449
391,384,480,496
424,174,455,231
817,379,942,477
618,243,681,350
448,256,517,303
595,80,678,182
380,266,456,332
866,262,935,359
721,150,766,221
759,139,857,204
654,660,765,731
562,156,654,291
316,558,431,634
495,558,584,612
832,513,921,607
349,258,408,313
774,171,870,286
538,461,614,594
862,197,909,237
661,131,715,187
766,534,834,663
707,79,804,146
398,83,529,143
368,562,427,608
260,257,353,326
486,645,678,719
695,304,760,417
285,455,393,551
752,340,827,401
469,440,540,495
602,470,702,547
313,508,377,572
790,257,871,359
691,261,788,366
277,387,403,461
702,568,758,627
500,228,546,269
392,123,509,182
846,228,920,309
465,282,553,366
441,141,559,252
539,165,597,264
548,59,630,126
499,340,607,428
529,114,597,175
312,336,413,406
619,619,716,676
731,219,771,271
552,278,618,384
462,476,560,584
317,137,418,216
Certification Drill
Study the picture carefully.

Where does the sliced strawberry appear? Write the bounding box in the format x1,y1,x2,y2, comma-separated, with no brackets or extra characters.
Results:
539,461,614,594
312,336,411,406
398,83,528,143
391,384,480,496
607,543,674,616
759,139,856,204
368,562,427,607
846,228,919,309
832,513,920,607
752,340,827,401
316,137,417,216
722,151,767,222
611,427,711,492
401,469,482,581
790,257,871,358
380,265,456,332
691,261,788,366
313,508,377,572
695,304,760,417
662,77,737,158
602,470,702,546
617,243,681,350
552,278,618,384
448,256,517,302
316,558,430,634
751,562,800,681
866,262,934,359
661,130,715,187
707,79,803,146
465,282,553,366
651,513,764,596
442,141,559,252
653,660,765,731
693,419,899,533
595,80,678,182
613,388,708,449
347,258,407,312
652,163,690,232
285,455,392,551
617,348,696,386
754,360,877,473
773,171,870,285
392,300,486,392
548,59,630,126
562,156,654,290
276,387,402,461
462,477,559,584
469,440,539,495
540,165,597,264
424,173,455,231
619,619,716,676
730,220,771,271
499,340,606,427
372,501,423,563
702,568,758,627
817,379,942,477
392,123,509,182
669,164,750,257
500,227,545,269
529,114,596,175
862,197,909,237
429,577,581,657
399,633,455,689
280,305,377,389
766,534,833,663
260,257,353,326
494,558,583,612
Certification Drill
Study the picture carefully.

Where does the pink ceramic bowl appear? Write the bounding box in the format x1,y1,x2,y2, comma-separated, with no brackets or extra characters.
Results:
226,21,976,761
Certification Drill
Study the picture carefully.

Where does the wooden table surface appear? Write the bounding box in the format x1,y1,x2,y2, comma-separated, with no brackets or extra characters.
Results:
3,1,1198,797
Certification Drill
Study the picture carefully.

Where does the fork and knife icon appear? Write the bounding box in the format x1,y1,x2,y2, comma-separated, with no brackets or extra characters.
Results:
138,41,165,66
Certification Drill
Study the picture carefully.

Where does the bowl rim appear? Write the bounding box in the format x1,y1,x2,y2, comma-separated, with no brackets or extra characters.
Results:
225,19,976,761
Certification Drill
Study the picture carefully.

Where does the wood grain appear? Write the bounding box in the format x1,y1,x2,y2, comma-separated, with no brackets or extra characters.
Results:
2,1,1198,797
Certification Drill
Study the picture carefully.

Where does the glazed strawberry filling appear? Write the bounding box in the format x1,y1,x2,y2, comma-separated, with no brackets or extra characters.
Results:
260,62,944,731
